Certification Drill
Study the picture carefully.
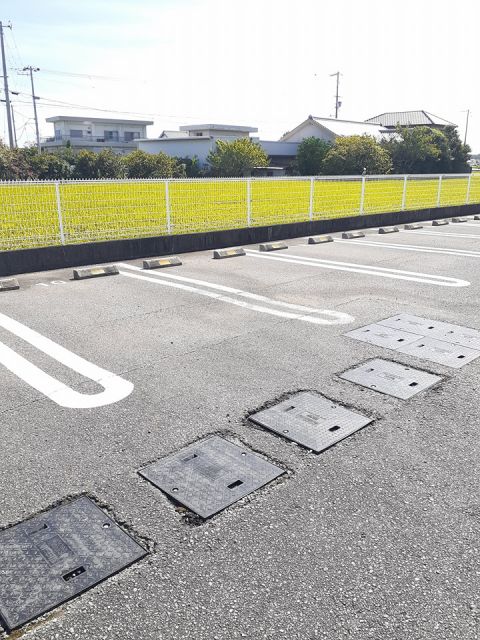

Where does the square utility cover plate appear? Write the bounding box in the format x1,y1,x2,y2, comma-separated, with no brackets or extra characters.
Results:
0,496,146,632
139,435,284,518
346,315,480,369
250,392,372,452
339,358,442,399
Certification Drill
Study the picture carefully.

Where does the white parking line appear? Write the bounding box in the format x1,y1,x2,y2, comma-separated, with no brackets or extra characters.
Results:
244,250,469,287
403,230,480,239
0,311,133,409
449,223,480,228
333,238,480,258
117,263,353,325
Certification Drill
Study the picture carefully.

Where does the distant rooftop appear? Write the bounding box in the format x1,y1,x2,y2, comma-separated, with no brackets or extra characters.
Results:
281,116,387,142
159,130,190,139
365,110,456,128
309,116,386,137
46,115,154,125
179,123,258,133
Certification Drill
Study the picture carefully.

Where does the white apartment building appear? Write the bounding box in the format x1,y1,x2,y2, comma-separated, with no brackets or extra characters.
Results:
41,116,154,154
137,123,299,171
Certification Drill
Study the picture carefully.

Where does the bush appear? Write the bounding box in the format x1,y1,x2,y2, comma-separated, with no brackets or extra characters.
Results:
322,135,392,175
123,150,185,179
296,137,331,175
207,138,269,177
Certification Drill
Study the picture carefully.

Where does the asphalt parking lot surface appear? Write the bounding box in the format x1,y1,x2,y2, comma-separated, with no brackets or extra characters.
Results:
1,219,480,639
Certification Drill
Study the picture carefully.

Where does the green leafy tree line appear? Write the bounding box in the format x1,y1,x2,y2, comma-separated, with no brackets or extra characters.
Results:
0,145,190,181
294,126,470,176
0,126,470,180
0,137,268,181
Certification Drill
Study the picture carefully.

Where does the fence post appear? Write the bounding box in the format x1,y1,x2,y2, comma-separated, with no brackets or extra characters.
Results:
359,176,366,215
436,175,443,207
466,173,472,204
309,177,314,221
401,175,408,211
55,181,66,245
246,178,252,227
165,180,172,234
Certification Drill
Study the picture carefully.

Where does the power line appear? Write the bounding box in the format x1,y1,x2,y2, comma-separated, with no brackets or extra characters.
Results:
40,68,124,81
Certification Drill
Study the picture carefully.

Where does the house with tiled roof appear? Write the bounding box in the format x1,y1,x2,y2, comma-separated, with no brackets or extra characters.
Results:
365,110,456,129
280,115,387,143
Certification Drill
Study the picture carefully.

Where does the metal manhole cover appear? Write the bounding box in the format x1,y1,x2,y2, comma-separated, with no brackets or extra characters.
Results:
378,313,446,336
249,392,372,452
353,314,480,366
397,337,480,368
339,358,442,399
138,435,284,519
436,328,480,351
345,324,421,349
0,497,146,632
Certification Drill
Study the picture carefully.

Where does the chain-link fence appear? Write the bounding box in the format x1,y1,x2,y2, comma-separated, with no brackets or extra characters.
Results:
0,173,479,251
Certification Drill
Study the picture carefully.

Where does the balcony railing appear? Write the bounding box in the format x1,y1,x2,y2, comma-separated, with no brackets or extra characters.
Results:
41,134,141,144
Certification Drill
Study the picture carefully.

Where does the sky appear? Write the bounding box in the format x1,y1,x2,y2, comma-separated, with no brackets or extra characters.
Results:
1,0,479,151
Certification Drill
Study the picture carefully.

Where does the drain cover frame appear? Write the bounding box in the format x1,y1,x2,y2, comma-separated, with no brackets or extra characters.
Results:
345,324,421,350
250,392,372,453
339,358,442,399
139,435,284,519
396,337,480,369
0,496,146,632
378,314,480,351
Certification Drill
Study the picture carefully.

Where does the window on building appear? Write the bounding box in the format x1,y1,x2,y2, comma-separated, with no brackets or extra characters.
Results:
69,129,83,138
55,129,62,140
124,131,140,142
104,130,119,141
194,132,203,137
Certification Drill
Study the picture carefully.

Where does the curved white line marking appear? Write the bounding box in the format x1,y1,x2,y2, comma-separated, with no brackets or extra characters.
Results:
117,263,353,325
334,238,480,258
0,312,133,408
244,250,469,287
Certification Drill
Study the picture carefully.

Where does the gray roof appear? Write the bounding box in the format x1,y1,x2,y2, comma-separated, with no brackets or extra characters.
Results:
46,115,153,125
365,110,456,128
179,123,258,133
281,116,386,142
159,130,189,139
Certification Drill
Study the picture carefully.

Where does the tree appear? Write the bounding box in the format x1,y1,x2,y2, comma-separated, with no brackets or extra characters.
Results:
95,149,124,178
123,150,185,178
322,135,392,175
28,150,72,179
175,156,201,177
442,126,471,173
0,144,36,180
296,137,331,175
207,138,269,176
73,150,99,179
382,126,451,174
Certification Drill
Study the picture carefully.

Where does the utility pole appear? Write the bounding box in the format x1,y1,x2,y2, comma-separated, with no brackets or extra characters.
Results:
464,109,470,146
0,21,14,148
0,98,17,146
330,71,341,119
10,102,17,146
22,66,41,151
